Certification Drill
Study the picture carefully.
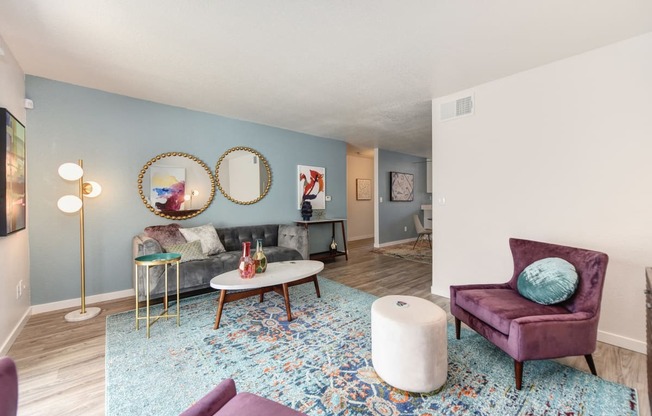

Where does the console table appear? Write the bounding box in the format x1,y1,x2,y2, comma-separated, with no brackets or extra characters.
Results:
295,218,348,261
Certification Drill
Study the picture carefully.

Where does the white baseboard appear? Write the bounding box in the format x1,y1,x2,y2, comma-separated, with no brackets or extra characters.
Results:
431,285,449,298
430,286,645,354
348,234,374,241
597,329,646,354
376,238,416,248
31,289,134,315
0,307,31,356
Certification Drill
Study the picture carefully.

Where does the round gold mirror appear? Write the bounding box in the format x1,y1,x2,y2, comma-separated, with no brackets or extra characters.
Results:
138,152,216,220
215,147,271,205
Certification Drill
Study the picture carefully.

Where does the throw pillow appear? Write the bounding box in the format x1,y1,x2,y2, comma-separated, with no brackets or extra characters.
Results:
517,257,579,305
179,223,225,255
144,223,186,248
164,240,208,263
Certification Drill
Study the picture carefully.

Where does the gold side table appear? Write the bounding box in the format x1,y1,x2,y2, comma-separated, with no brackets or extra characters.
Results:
134,252,181,338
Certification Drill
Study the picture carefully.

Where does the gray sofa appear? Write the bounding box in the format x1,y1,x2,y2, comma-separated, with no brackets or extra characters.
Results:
133,224,309,301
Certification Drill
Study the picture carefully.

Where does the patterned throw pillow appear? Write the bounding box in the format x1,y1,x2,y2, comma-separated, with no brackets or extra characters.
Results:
164,240,208,263
179,223,225,255
517,257,578,305
144,223,186,248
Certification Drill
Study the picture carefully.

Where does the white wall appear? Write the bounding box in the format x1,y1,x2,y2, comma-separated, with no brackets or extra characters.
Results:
432,32,652,353
347,155,374,240
0,35,30,355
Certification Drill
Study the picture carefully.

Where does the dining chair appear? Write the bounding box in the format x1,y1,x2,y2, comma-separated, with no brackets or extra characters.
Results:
412,214,432,249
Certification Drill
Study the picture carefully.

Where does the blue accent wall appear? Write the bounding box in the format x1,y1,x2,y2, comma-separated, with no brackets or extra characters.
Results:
25,76,347,305
377,149,428,244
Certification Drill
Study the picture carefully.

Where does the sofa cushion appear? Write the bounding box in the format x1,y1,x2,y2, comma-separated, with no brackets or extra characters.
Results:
180,223,226,255
217,225,279,252
218,392,305,416
165,240,208,263
144,223,186,248
179,378,237,416
259,246,303,264
455,288,568,335
517,257,578,305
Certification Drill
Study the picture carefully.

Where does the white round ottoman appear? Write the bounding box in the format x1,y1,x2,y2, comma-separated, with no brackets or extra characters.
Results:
371,295,447,393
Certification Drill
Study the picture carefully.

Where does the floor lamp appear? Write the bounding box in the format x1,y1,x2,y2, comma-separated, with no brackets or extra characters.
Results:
184,189,199,209
57,160,102,322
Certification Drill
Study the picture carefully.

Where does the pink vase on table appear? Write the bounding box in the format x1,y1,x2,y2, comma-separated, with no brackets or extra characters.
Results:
238,242,256,279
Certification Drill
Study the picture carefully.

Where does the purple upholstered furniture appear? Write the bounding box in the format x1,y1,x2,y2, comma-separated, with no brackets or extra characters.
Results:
450,238,608,390
179,378,306,416
0,357,18,416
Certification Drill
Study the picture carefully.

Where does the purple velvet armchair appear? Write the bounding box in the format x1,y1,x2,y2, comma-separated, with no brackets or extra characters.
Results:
450,238,609,390
0,356,18,416
180,378,306,416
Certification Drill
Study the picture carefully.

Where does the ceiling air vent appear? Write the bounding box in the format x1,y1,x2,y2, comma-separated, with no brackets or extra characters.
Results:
440,94,474,121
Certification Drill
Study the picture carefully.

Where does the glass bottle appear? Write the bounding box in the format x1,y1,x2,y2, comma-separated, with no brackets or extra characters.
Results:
238,241,256,279
253,238,268,273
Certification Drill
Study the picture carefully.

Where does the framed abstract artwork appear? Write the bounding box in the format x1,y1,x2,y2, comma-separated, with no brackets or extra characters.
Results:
356,178,371,200
390,171,414,202
1,108,26,236
298,165,325,209
150,166,186,212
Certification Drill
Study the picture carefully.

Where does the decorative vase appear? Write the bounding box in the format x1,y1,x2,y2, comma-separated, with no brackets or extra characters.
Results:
301,200,313,221
330,237,338,254
238,241,256,279
253,238,268,273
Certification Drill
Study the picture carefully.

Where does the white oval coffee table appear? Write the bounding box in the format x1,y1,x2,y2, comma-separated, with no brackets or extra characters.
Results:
210,260,324,329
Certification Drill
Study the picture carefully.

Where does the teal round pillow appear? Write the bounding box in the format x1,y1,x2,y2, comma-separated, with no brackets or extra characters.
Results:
517,257,578,305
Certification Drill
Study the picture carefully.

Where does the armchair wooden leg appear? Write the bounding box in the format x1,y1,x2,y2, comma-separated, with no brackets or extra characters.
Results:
584,354,598,376
454,318,461,339
514,360,523,390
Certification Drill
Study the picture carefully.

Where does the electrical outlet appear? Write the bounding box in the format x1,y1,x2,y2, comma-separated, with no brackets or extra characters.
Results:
404,226,407,232
325,195,332,202
18,280,23,297
16,283,20,299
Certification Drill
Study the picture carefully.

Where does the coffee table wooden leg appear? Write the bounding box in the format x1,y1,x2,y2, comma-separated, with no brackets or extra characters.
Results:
282,283,292,321
214,289,227,329
259,293,264,302
312,275,321,298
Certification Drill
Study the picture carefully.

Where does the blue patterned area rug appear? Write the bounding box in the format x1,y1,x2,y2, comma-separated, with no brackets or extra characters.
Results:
105,278,638,415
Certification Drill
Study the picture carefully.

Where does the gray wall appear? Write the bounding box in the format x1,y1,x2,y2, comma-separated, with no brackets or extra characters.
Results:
377,149,428,244
26,76,347,305
0,35,30,354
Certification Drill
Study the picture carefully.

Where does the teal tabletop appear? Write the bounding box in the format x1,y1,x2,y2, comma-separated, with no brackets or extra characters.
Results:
135,252,181,264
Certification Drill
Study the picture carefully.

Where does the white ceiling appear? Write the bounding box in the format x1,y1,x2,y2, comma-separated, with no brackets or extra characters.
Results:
1,1,651,158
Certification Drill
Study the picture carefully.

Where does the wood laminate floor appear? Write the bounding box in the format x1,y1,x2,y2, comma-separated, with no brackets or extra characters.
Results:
8,238,649,415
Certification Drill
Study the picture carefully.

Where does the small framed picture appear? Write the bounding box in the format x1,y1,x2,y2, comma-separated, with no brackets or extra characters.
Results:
356,179,371,200
390,172,414,202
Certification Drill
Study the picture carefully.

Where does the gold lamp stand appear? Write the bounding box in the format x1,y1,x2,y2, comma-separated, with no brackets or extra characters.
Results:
58,159,102,322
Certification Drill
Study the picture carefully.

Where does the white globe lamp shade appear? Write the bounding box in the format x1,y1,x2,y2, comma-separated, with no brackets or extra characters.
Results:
57,195,82,213
85,181,102,198
58,163,83,181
